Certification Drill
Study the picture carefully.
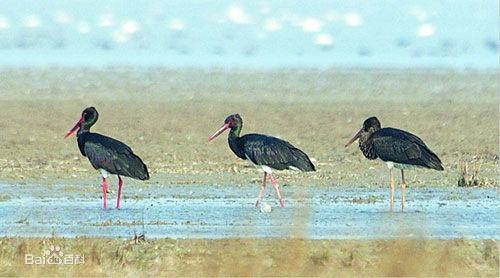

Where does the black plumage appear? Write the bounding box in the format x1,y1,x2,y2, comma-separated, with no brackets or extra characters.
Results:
209,114,315,208
352,117,443,171
232,134,315,172
78,132,149,180
66,107,149,209
346,116,443,211
363,128,443,171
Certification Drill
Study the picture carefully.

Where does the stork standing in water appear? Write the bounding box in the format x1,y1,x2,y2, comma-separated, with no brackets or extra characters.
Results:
345,117,443,211
209,114,315,208
65,107,149,209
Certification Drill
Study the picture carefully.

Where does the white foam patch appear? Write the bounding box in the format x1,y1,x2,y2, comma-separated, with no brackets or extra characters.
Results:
315,33,333,46
227,5,252,24
417,24,435,37
121,20,140,34
300,18,322,33
344,12,363,27
0,16,10,29
76,22,91,34
23,15,41,28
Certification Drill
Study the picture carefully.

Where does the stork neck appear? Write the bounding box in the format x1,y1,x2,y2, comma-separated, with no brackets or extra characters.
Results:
229,124,242,138
77,127,90,137
227,126,245,159
79,115,97,135
358,132,377,160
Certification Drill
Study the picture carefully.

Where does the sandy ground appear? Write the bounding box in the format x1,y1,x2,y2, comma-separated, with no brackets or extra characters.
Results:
0,69,498,276
0,69,498,188
0,237,498,276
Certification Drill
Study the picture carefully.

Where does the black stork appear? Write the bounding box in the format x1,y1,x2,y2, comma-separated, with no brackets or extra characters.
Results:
345,117,443,211
65,107,149,209
208,114,315,208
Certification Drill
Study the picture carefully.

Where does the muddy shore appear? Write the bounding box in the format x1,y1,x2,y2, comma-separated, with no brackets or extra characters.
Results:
0,69,497,187
0,69,498,276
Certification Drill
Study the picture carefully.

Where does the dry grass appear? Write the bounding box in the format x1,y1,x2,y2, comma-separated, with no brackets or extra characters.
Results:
0,69,498,277
0,68,497,187
457,160,493,187
0,237,497,276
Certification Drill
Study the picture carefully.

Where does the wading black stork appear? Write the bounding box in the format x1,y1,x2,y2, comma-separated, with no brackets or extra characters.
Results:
345,117,443,211
65,107,149,209
208,114,315,208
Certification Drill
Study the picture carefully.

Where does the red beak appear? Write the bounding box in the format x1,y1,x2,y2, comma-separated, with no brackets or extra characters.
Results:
65,117,84,138
208,123,230,141
345,128,363,147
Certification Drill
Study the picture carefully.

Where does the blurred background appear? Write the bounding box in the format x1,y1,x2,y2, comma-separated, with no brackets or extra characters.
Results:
0,3,498,275
0,0,497,68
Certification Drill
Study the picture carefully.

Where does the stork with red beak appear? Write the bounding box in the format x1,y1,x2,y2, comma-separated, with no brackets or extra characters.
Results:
209,114,315,208
65,107,149,209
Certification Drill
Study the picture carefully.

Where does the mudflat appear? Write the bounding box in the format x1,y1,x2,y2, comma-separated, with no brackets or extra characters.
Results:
0,69,497,187
0,69,498,276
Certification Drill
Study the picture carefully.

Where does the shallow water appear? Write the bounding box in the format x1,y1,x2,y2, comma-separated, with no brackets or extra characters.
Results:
0,183,497,239
0,1,498,69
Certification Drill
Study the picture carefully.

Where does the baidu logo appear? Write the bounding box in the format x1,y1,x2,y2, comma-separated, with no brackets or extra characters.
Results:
25,245,85,265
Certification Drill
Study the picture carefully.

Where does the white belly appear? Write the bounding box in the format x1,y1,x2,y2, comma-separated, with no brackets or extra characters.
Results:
245,154,273,174
100,169,109,178
385,161,419,170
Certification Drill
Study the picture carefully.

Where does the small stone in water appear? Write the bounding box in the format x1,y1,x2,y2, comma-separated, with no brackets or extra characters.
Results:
260,202,272,213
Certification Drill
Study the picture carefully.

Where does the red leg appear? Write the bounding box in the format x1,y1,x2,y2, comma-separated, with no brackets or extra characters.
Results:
116,176,123,209
255,173,267,208
389,169,394,212
401,170,406,212
101,177,108,209
269,174,284,208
